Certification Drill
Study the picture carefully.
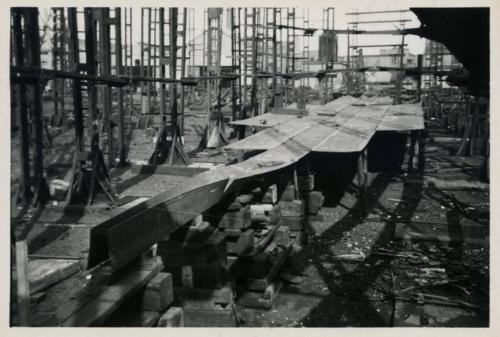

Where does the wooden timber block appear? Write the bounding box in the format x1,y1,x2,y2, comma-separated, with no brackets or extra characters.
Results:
227,255,238,270
158,234,228,289
262,184,278,204
231,241,292,280
175,283,233,311
107,310,161,327
145,127,155,137
158,233,227,267
142,272,173,312
305,191,325,215
278,216,305,231
235,193,253,204
226,229,254,255
48,179,69,201
227,202,242,211
251,186,262,196
221,228,243,237
250,204,277,223
273,226,291,247
27,258,81,294
236,281,283,309
241,275,285,292
280,184,296,202
181,265,194,288
217,206,252,229
170,220,213,244
190,215,203,227
157,307,184,327
290,230,307,245
182,307,236,327
136,311,161,327
185,221,213,243
278,200,305,218
164,261,226,289
231,252,271,279
297,174,314,192
307,213,324,222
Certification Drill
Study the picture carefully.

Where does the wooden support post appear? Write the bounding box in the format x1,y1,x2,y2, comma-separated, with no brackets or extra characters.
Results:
140,8,145,114
346,29,351,95
97,8,114,169
26,8,48,206
272,9,278,108
395,33,405,104
146,8,152,114
408,130,417,173
417,130,426,173
457,98,477,156
15,240,30,326
67,8,84,153
416,54,423,102
180,8,187,135
115,8,126,167
84,8,98,145
357,149,368,215
12,10,32,203
168,7,178,165
250,8,258,117
159,8,166,127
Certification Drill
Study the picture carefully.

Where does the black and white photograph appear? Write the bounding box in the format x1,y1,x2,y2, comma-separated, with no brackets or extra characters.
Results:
4,0,494,331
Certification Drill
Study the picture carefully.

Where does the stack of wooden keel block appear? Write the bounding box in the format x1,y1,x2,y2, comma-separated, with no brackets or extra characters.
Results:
222,185,289,310
155,173,326,324
157,215,237,327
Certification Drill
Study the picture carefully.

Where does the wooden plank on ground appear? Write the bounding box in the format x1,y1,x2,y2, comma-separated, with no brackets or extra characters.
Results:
131,163,209,176
28,258,81,294
15,240,30,326
394,222,488,247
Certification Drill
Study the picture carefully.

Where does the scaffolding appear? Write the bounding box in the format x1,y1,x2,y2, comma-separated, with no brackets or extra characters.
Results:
346,9,409,100
11,8,50,205
203,8,227,149
50,8,68,127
